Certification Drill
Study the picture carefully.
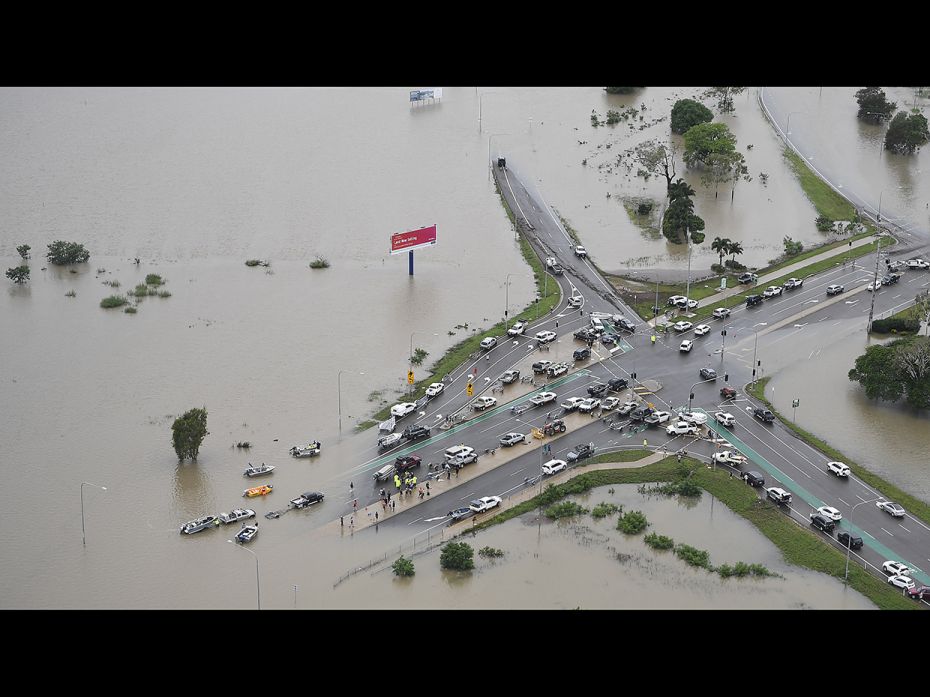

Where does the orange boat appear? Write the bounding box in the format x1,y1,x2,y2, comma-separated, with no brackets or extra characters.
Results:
243,484,274,498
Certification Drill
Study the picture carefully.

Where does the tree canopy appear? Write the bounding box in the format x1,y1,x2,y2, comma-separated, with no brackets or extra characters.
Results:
704,87,745,113
682,122,750,195
171,407,209,462
6,266,30,284
855,87,896,123
631,139,677,189
440,542,475,571
46,240,90,265
671,99,713,134
662,196,705,245
884,111,930,154
605,87,638,94
848,336,930,410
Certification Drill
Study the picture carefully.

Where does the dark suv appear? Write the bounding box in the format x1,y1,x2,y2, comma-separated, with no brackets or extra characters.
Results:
394,455,422,473
608,377,629,391
402,424,431,441
573,347,592,361
809,514,835,534
753,408,775,423
837,531,863,550
906,586,930,602
587,383,609,397
743,471,765,487
746,294,763,307
630,407,654,422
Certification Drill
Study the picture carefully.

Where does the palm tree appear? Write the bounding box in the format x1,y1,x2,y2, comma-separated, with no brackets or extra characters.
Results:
667,178,696,202
711,237,731,266
728,241,744,263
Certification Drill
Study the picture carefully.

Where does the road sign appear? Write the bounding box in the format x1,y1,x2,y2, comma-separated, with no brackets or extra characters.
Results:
792,399,800,408
466,382,474,396
408,370,415,384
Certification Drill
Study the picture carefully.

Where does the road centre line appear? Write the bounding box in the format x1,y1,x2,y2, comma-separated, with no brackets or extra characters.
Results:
881,528,894,537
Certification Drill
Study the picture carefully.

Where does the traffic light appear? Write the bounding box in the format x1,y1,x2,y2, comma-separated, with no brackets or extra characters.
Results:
466,382,474,396
724,374,729,382
689,393,694,401
630,372,637,380
407,370,414,384
721,330,727,336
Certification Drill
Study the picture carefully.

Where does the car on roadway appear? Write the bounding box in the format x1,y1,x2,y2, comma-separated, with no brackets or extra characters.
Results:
809,514,835,534
499,432,525,447
766,487,792,505
673,321,693,332
448,507,472,521
866,281,880,292
762,285,783,297
720,386,737,400
574,245,587,258
394,455,422,473
738,272,759,284
547,363,569,378
837,532,863,550
816,506,843,522
545,256,558,268
906,258,930,269
666,421,699,436
680,340,693,353
535,330,558,344
783,277,804,289
601,397,621,411
712,308,731,319
500,369,520,384
745,294,764,307
616,317,637,332
573,347,592,361
668,295,687,307
678,411,708,425
542,459,567,476
714,411,736,427
574,327,597,342
567,295,583,308
472,395,497,411
390,402,417,418
507,321,528,336
743,471,765,487
532,360,552,374
600,333,618,347
693,324,711,336
578,398,601,413
608,377,629,391
444,445,475,462
617,401,638,416
469,496,502,513
699,367,717,380
753,408,775,423
529,391,558,407
480,337,497,350
713,450,747,466
448,451,478,468
876,501,906,518
673,298,699,310
906,586,930,601
587,382,609,397
881,273,901,286
826,284,845,296
827,461,850,478
566,443,596,462
644,410,671,425
630,406,654,422
402,424,431,441
560,396,586,411
888,575,916,590
882,560,911,576
425,382,445,398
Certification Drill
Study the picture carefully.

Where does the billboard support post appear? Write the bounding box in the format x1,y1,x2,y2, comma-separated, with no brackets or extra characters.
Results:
409,250,414,276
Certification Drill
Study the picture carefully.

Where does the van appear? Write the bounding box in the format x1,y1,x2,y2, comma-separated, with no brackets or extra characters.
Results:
444,445,475,462
373,464,396,481
590,317,605,333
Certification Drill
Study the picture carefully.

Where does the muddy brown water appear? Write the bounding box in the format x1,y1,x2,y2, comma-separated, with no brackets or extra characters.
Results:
0,87,917,607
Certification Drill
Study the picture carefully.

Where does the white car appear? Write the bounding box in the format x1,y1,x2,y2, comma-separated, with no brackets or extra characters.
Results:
425,383,445,398
644,410,671,424
906,258,929,269
876,500,906,518
547,363,568,378
673,321,693,332
535,330,557,344
541,459,567,476
574,245,587,258
545,256,558,268
668,295,687,307
826,461,850,477
678,411,708,425
480,337,497,350
469,496,502,513
712,450,747,466
888,575,916,590
666,421,698,436
866,282,880,292
472,395,497,411
499,432,525,447
826,284,844,296
882,561,911,576
390,402,417,418
567,295,583,308
693,324,711,336
762,285,783,297
677,298,699,310
601,397,621,411
507,321,528,336
617,401,638,415
679,340,694,353
560,397,586,411
712,308,731,319
816,506,843,522
713,411,736,427
529,391,558,407
500,369,520,384
783,277,803,289
766,487,792,505
578,398,601,413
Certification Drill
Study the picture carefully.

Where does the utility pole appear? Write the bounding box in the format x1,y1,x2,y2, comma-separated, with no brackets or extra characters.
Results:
866,234,883,334
685,226,692,309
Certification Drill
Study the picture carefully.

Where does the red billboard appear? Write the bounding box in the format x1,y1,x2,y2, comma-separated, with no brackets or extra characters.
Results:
390,224,437,255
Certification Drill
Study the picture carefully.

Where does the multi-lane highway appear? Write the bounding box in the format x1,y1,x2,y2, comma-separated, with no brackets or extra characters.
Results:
335,162,930,597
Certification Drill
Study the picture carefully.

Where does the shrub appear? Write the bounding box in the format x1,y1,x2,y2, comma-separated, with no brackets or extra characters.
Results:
711,263,726,274
6,266,30,284
815,215,834,232
411,348,429,366
171,407,209,462
605,109,621,125
245,259,262,267
478,546,505,558
591,502,620,519
717,561,778,579
617,510,649,534
235,441,251,449
545,501,589,519
870,318,920,334
104,279,121,288
65,290,76,298
16,244,30,260
100,295,128,309
46,241,90,265
145,274,163,286
724,258,746,271
157,290,172,298
674,543,712,570
644,533,675,550
131,283,151,298
309,255,330,269
124,306,137,314
636,201,654,216
783,236,804,256
440,542,474,571
392,555,415,577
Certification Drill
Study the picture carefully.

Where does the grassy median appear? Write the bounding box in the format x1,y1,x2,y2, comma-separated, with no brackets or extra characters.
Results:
783,147,858,222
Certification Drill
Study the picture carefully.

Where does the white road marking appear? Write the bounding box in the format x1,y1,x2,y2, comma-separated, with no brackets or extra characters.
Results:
899,524,911,533
838,497,850,506
881,527,894,537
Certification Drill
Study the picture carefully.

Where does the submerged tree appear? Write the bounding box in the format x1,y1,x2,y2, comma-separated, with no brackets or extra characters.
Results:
711,237,732,266
884,111,930,154
671,98,713,134
46,240,90,265
855,87,896,123
6,266,30,284
171,407,209,462
704,87,745,113
631,139,678,190
849,337,930,409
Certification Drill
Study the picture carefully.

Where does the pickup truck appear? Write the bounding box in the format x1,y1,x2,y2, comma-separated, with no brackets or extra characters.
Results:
560,397,586,411
500,369,520,384
666,421,699,436
402,424,431,441
473,395,497,411
712,450,748,466
529,391,558,407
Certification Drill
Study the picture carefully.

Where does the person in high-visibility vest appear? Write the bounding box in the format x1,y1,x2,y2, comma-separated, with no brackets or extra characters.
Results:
411,475,417,487
651,334,656,345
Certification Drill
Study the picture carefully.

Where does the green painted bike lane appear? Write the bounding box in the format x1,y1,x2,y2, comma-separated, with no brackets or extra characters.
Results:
700,411,930,587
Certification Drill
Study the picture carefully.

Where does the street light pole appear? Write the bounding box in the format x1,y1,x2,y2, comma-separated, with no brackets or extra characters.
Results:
504,273,530,331
752,330,759,388
866,234,883,334
338,369,365,431
685,228,692,309
687,377,718,414
845,497,878,583
80,481,107,546
228,540,260,610
785,111,805,144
